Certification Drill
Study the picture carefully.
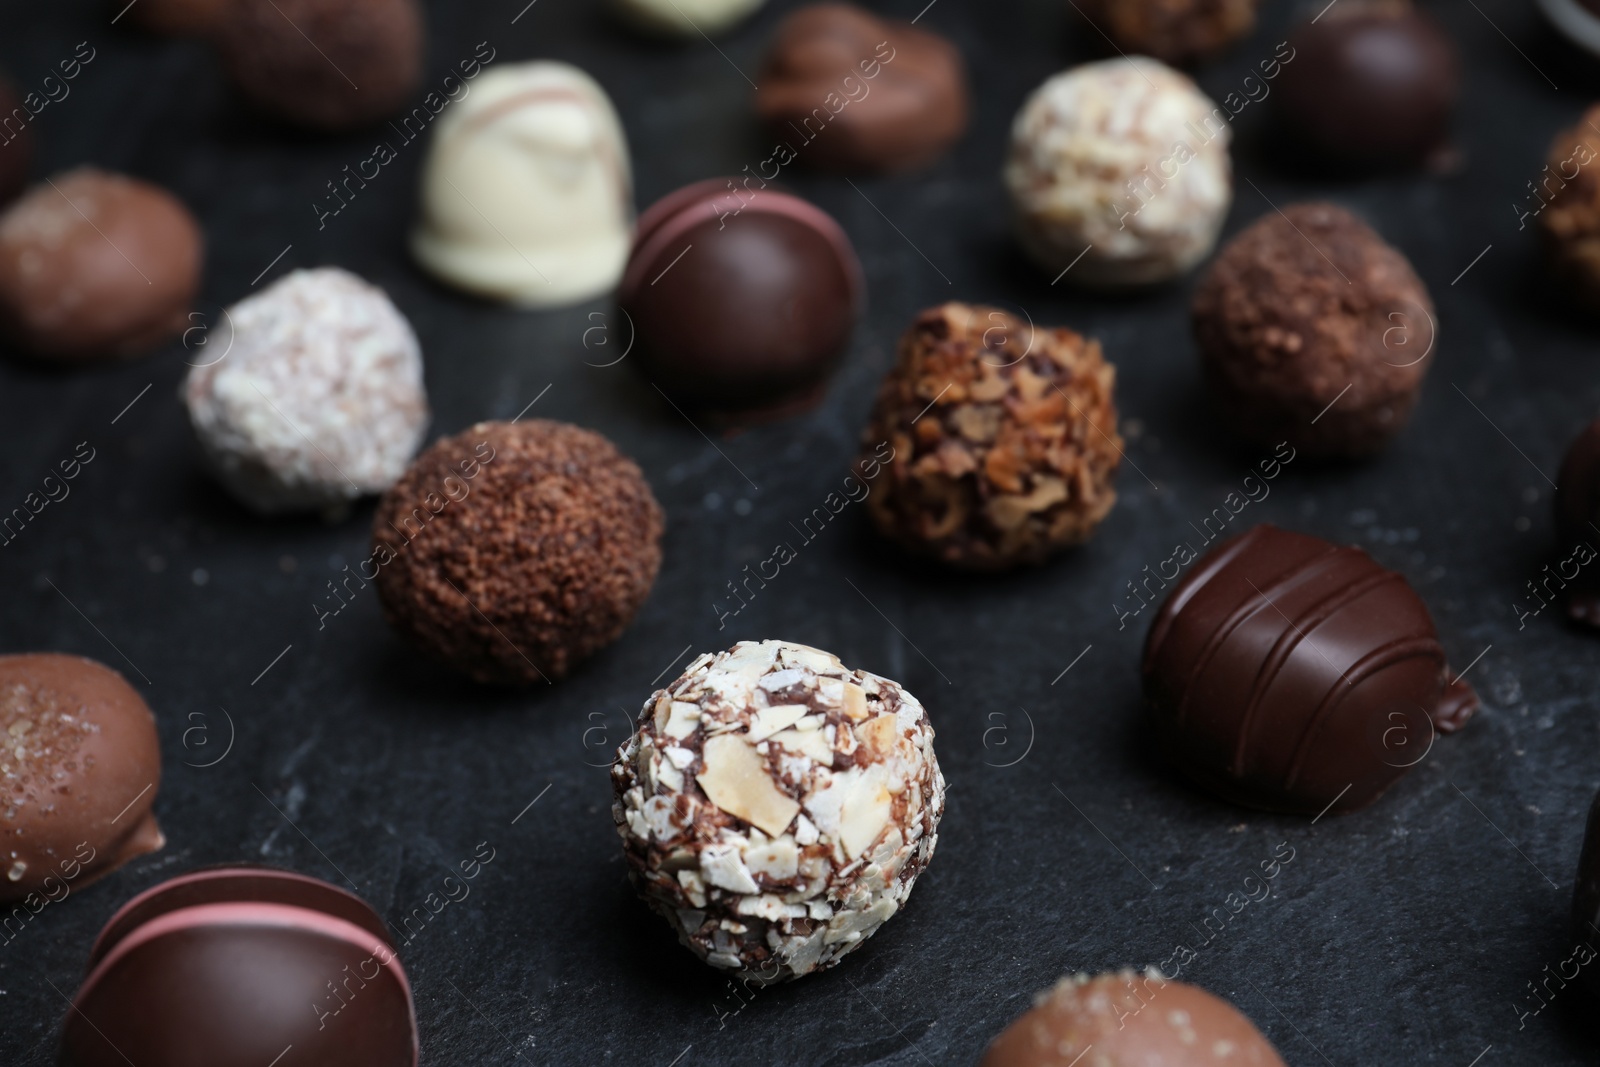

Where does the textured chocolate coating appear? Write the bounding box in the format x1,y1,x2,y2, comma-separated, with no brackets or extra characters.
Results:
619,179,863,420
1192,202,1435,458
214,0,423,131
859,303,1121,570
0,168,201,362
755,4,968,173
1143,525,1477,817
1554,419,1600,625
982,971,1287,1067
129,0,231,35
0,654,162,906
1538,105,1600,313
1077,0,1261,65
64,867,417,1067
1275,0,1458,171
372,420,663,685
0,74,33,206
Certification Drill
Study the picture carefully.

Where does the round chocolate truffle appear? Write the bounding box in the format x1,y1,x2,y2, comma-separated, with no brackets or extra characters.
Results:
982,971,1287,1067
1143,524,1478,817
1553,419,1600,625
372,420,663,685
611,0,763,37
611,640,944,983
213,0,423,131
619,179,864,420
1076,0,1261,65
1537,105,1600,313
755,4,969,173
1005,57,1232,288
0,653,162,907
0,73,33,206
1275,0,1458,172
859,303,1122,570
1192,202,1435,458
0,168,201,362
65,867,417,1067
127,0,231,35
412,62,633,308
184,268,430,516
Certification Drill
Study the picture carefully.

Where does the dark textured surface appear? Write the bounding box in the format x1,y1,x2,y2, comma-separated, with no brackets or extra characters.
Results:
0,1,1597,1064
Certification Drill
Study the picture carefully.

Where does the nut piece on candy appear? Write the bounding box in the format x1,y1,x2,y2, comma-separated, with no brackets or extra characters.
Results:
1075,0,1261,65
610,0,764,37
411,62,634,309
611,640,945,983
754,4,969,173
981,971,1287,1067
858,304,1121,570
1191,202,1435,458
1539,104,1600,314
183,268,429,516
1004,57,1232,288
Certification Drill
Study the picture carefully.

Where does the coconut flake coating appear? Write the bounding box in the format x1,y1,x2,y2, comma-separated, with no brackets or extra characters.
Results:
184,267,429,515
1005,57,1232,288
611,640,944,983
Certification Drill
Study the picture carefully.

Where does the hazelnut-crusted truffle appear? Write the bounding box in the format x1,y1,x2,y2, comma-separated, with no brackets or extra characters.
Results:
859,304,1122,570
184,268,429,515
981,971,1287,1067
612,640,944,983
372,420,663,685
1077,0,1261,65
1539,104,1600,313
1192,202,1435,458
1005,57,1232,288
214,0,423,131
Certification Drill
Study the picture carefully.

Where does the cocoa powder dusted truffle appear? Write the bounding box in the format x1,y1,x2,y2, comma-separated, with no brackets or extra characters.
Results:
214,0,423,131
1192,202,1436,458
859,303,1122,570
1538,104,1600,312
371,420,663,685
0,654,163,906
611,640,944,983
981,971,1287,1067
1076,0,1261,65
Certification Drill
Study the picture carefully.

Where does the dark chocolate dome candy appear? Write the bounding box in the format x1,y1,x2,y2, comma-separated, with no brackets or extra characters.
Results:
619,178,863,420
63,867,417,1067
1142,524,1477,816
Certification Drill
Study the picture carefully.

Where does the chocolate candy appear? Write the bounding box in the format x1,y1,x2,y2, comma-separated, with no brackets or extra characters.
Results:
1537,105,1600,314
619,179,863,420
214,0,423,131
1192,202,1434,458
0,654,162,906
63,866,417,1067
412,62,633,308
1275,0,1458,172
612,640,944,983
1076,0,1261,65
982,971,1286,1067
371,420,663,685
0,168,201,362
755,4,968,173
1142,525,1477,816
1554,419,1600,625
0,73,33,206
859,303,1122,570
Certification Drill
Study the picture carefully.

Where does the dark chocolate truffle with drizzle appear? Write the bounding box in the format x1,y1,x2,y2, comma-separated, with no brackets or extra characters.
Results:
1142,524,1476,817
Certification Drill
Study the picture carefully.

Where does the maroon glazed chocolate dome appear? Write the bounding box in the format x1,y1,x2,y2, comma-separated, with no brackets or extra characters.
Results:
213,0,424,131
371,420,664,685
619,179,864,421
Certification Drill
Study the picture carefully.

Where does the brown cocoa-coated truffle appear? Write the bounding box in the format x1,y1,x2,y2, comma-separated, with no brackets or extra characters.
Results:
214,0,424,131
1192,202,1435,458
0,168,202,362
1077,0,1260,65
755,4,969,172
0,74,33,206
1538,104,1600,313
981,971,1287,1067
0,653,163,906
859,303,1122,570
371,420,664,686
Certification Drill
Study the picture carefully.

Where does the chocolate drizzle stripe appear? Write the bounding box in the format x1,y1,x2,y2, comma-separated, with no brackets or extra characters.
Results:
1142,525,1263,672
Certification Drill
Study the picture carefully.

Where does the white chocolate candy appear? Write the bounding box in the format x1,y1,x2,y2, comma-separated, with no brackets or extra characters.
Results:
1005,57,1233,289
612,640,945,984
183,268,429,515
411,62,632,308
611,0,764,38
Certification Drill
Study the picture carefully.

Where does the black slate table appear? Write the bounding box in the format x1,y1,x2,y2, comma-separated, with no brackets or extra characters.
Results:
1,1,1598,1064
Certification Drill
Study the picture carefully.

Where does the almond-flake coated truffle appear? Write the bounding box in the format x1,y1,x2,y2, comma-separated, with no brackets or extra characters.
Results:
859,303,1121,570
372,420,663,686
611,640,944,984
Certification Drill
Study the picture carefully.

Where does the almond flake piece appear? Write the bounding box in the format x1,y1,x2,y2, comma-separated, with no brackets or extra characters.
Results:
781,644,842,673
746,838,799,881
841,681,869,721
664,701,701,740
854,713,899,759
701,843,761,894
773,725,833,764
839,764,893,860
758,668,808,692
748,704,808,743
696,734,801,837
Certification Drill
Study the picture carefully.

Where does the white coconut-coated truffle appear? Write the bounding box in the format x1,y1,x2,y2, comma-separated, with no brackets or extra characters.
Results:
611,640,945,983
183,267,429,515
1004,57,1233,288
